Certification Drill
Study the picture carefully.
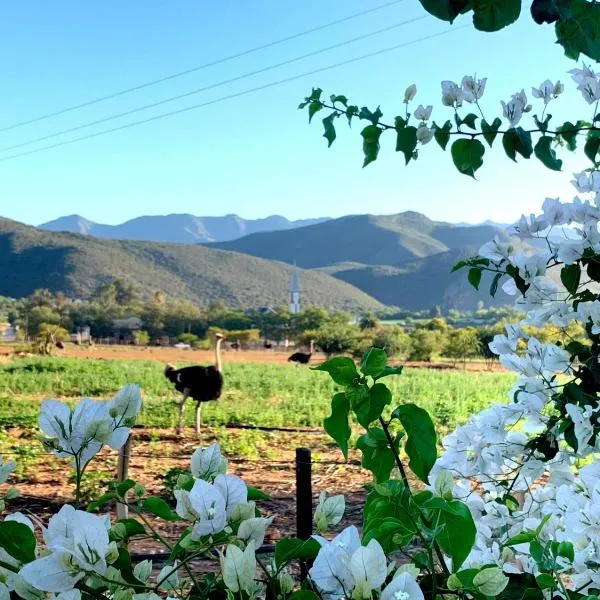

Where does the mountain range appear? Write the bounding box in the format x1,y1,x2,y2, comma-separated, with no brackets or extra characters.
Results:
2,210,520,311
40,213,329,244
0,218,381,312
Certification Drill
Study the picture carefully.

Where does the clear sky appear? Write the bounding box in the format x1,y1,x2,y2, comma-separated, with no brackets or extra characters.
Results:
0,0,590,227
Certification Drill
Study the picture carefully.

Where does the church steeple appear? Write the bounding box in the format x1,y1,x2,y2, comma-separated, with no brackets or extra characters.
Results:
289,261,300,314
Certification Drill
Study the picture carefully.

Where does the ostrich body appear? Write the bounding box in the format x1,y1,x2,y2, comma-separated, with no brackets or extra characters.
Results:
288,340,315,365
165,333,224,435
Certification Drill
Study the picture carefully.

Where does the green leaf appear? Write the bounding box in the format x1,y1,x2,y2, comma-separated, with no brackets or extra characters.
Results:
360,347,388,378
88,492,117,512
330,94,348,106
359,106,383,125
361,125,382,167
481,117,502,147
418,0,471,22
531,0,564,24
462,113,479,130
275,537,320,569
288,592,321,600
555,541,575,561
247,486,271,501
557,120,579,151
472,0,521,31
561,264,581,294
355,383,392,429
111,518,146,541
140,497,181,521
451,138,485,178
322,113,337,148
452,259,468,273
0,522,36,564
324,393,351,458
346,105,359,126
536,574,556,590
395,126,418,165
490,272,503,297
433,120,452,150
534,136,562,171
504,531,536,546
468,267,483,290
116,479,136,497
393,404,437,483
555,0,600,61
357,427,399,483
585,132,600,164
308,102,323,123
374,365,404,380
503,127,533,161
437,501,477,571
313,356,359,386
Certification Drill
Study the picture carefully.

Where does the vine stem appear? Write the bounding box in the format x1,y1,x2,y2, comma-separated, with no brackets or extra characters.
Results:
378,417,451,578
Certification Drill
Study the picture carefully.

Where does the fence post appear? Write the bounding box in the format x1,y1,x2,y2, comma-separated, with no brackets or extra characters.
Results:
295,447,313,578
116,434,133,520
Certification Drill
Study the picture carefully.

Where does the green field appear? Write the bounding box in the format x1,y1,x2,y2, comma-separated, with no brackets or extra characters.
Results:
0,357,515,432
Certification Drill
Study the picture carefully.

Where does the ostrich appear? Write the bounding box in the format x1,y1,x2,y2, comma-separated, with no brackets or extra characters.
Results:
165,333,224,435
288,340,315,365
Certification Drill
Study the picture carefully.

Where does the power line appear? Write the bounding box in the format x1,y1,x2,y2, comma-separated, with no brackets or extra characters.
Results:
0,16,427,153
0,25,468,164
0,0,406,134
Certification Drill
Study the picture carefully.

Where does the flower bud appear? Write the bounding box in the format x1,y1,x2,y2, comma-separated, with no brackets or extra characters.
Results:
106,541,120,564
404,84,417,103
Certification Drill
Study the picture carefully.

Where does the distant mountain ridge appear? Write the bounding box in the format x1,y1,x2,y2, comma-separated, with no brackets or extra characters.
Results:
0,218,381,312
40,213,330,244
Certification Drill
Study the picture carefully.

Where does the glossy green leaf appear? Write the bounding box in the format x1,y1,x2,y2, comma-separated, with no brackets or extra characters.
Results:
418,0,471,22
395,126,418,165
561,264,581,294
322,113,337,147
324,393,352,458
288,592,321,600
531,0,564,24
308,102,323,123
111,518,146,541
468,267,482,290
437,501,477,571
0,522,36,564
313,356,359,387
585,132,600,164
247,486,271,501
555,0,600,61
361,125,382,167
356,427,399,483
536,574,556,590
472,0,521,31
275,537,320,568
346,105,359,126
490,272,503,297
330,94,348,106
393,404,437,483
355,383,392,429
433,120,452,150
461,113,479,130
503,127,533,161
359,106,383,125
451,138,485,178
141,497,181,521
374,365,404,380
557,120,579,151
116,479,136,497
534,136,562,170
481,117,502,147
360,347,388,378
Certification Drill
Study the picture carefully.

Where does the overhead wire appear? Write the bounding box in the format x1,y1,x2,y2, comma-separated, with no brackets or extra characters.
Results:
0,25,468,164
0,16,427,153
0,0,406,133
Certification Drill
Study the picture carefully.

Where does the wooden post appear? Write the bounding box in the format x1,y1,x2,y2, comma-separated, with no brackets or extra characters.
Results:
116,434,133,520
295,448,313,578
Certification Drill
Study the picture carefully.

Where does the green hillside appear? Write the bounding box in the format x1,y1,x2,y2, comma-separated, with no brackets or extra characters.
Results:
0,218,382,311
208,211,505,268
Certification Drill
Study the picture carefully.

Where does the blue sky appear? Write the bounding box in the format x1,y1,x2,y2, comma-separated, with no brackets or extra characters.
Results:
0,0,591,226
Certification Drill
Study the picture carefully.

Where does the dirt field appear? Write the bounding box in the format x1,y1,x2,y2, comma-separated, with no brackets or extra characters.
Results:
0,342,504,372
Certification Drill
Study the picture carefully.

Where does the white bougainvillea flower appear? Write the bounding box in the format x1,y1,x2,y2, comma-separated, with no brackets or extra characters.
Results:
39,387,141,467
314,491,345,533
570,65,600,104
237,516,274,548
461,75,487,102
214,474,248,517
190,443,228,480
416,123,434,145
441,80,463,107
403,84,417,103
219,542,257,594
532,79,563,104
174,479,227,539
478,236,514,263
381,572,424,600
565,404,596,454
349,540,388,600
19,505,111,592
413,104,432,121
501,90,530,127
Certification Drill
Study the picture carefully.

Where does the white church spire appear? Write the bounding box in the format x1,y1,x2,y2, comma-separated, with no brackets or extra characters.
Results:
289,261,300,314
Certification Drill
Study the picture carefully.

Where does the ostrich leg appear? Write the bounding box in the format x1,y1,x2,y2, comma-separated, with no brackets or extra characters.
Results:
195,402,203,435
176,390,189,436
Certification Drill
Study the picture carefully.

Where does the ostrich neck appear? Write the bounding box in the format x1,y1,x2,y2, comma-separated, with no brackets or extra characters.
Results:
215,339,223,372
